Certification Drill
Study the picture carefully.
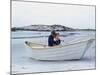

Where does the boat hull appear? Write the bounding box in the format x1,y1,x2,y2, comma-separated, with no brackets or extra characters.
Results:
25,39,94,60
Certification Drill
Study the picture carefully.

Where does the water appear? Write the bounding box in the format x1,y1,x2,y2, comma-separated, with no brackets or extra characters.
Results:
11,31,96,74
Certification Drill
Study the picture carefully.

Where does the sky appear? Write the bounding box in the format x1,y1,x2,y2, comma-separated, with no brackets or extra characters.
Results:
12,1,95,29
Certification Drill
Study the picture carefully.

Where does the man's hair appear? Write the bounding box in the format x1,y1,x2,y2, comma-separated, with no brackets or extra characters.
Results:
51,30,56,35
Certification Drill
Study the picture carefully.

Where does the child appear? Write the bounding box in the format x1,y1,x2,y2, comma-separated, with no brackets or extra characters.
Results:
54,33,61,45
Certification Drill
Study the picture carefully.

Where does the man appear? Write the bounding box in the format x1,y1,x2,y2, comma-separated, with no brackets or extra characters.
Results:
48,31,61,46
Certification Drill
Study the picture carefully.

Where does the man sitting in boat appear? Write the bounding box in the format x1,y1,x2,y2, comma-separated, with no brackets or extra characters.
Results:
48,31,61,46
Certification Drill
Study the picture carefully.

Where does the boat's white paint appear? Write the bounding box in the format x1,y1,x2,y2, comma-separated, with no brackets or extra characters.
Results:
25,37,95,60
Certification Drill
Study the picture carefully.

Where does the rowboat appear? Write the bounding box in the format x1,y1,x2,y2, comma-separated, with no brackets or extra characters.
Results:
25,37,95,60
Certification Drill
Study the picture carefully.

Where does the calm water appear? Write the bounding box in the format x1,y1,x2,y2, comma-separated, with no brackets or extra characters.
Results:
11,31,96,74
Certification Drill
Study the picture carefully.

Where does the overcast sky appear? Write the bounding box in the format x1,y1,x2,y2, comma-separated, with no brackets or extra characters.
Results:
12,1,95,29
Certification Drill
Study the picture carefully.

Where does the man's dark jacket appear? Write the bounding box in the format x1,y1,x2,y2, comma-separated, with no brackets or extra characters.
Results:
48,35,61,46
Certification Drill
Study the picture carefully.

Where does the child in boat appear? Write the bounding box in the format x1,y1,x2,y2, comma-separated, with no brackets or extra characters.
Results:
48,31,61,46
54,33,61,45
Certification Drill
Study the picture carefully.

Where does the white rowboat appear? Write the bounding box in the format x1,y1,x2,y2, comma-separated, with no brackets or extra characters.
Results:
25,38,95,60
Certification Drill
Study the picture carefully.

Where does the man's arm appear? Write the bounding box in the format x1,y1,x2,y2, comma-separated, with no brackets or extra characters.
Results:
54,39,61,45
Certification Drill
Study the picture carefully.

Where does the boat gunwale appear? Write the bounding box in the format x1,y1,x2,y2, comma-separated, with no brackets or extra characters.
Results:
25,39,95,50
